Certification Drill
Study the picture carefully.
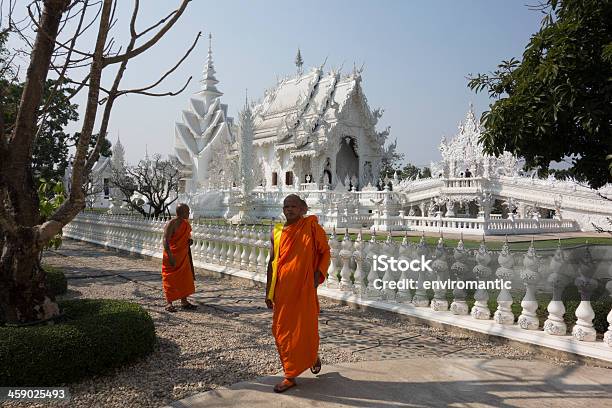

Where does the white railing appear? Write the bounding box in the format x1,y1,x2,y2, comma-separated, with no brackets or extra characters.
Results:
63,213,612,363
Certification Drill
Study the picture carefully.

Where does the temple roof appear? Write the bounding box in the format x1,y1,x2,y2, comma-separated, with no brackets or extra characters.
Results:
251,67,365,144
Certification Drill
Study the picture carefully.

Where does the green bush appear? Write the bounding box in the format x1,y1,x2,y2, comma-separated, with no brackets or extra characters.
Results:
0,299,156,386
44,265,67,296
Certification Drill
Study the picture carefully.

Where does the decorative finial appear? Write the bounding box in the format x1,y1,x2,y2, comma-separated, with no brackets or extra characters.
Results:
295,48,303,75
245,88,249,109
208,33,212,53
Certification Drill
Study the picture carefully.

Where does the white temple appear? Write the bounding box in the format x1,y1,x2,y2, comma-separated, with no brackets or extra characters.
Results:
174,36,388,197
165,35,612,233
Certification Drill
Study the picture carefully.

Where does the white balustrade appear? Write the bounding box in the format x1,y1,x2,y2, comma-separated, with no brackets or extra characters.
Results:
63,213,612,359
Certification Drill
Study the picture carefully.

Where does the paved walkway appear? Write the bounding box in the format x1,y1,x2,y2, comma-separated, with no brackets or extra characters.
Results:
47,240,612,408
168,358,612,408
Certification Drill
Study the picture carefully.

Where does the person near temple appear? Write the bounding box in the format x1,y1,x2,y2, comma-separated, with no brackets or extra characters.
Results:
161,203,197,312
266,194,331,393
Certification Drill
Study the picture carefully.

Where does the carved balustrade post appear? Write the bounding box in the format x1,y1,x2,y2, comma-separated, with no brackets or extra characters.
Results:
380,232,397,301
518,240,540,330
248,226,258,271
604,278,612,346
494,237,515,325
572,246,598,342
450,234,469,315
240,226,250,269
412,233,430,307
544,242,571,335
224,226,234,265
430,234,449,311
396,232,413,303
233,227,243,267
353,230,365,296
471,238,492,320
339,229,354,291
257,228,268,274
205,225,214,262
326,228,340,289
365,231,382,299
212,226,221,263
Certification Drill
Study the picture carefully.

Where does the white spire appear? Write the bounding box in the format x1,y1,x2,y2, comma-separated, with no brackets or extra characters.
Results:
111,131,125,170
199,33,223,105
238,88,254,195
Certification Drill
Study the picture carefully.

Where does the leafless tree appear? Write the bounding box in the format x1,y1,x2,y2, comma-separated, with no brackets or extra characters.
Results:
0,0,200,324
111,154,180,218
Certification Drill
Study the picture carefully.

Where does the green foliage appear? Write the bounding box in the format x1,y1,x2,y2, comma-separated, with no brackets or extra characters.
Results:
38,179,65,250
380,161,433,183
469,0,612,189
0,299,156,386
43,265,67,296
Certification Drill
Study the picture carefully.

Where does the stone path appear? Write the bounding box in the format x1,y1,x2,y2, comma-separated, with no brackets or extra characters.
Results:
168,358,612,408
30,239,611,408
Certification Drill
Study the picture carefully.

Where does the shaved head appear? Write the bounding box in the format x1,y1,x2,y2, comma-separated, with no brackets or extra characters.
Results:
176,203,190,219
283,194,307,209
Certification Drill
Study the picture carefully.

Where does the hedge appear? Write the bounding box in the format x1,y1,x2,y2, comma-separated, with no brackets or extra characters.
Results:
0,299,156,386
44,265,67,296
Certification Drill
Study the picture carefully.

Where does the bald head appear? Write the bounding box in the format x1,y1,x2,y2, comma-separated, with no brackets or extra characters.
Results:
284,194,307,209
283,194,307,224
176,203,190,219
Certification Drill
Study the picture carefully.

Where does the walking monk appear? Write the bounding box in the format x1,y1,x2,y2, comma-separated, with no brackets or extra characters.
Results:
162,203,198,312
266,194,331,393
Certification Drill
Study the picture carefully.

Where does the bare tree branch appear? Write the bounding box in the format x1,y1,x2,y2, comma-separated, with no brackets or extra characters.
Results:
102,0,190,66
35,0,89,138
114,31,200,98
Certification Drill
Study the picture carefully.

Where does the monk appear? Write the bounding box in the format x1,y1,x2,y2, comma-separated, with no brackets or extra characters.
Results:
162,203,197,312
266,194,331,393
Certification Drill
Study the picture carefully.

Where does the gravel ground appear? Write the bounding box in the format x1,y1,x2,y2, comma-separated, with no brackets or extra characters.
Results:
4,240,583,408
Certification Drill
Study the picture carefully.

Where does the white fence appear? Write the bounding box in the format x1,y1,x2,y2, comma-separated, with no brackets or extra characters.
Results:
64,213,612,362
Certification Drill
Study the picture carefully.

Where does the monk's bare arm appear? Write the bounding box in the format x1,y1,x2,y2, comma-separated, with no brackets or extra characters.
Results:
265,236,274,308
314,224,331,286
163,219,179,266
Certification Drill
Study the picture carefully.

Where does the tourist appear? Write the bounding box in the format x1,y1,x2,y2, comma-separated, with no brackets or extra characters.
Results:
161,203,197,312
266,194,331,393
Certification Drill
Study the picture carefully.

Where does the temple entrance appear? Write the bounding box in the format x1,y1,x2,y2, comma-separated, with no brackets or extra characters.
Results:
336,136,359,187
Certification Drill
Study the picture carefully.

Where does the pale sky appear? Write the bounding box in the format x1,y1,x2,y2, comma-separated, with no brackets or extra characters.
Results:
10,1,543,166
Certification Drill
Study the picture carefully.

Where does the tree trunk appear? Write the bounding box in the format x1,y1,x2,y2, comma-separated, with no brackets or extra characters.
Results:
0,228,58,325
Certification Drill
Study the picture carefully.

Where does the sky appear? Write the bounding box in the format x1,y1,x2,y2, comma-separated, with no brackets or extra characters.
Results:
14,0,544,166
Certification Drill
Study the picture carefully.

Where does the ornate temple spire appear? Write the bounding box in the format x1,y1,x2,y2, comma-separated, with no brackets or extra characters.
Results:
295,48,303,76
199,33,223,106
238,89,254,195
111,132,125,170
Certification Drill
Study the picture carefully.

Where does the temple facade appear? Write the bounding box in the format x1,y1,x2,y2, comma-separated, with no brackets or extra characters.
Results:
173,37,389,194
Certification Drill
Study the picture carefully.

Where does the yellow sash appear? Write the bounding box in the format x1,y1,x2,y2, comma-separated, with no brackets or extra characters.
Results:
267,223,284,301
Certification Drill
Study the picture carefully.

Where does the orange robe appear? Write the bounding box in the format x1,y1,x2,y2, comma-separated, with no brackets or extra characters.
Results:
161,219,195,302
271,215,331,378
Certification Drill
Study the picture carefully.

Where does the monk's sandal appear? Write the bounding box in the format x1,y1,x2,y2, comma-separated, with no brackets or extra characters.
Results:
273,378,296,393
310,356,322,374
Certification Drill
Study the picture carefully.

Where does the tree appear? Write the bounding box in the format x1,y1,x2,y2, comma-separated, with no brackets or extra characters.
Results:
468,0,612,189
111,154,180,217
0,0,201,324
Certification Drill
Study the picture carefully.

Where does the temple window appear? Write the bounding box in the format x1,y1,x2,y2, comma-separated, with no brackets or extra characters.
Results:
272,172,278,186
285,171,294,186
103,178,110,198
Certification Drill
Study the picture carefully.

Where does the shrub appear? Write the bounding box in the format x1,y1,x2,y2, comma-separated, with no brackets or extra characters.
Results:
44,265,67,296
0,299,156,386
